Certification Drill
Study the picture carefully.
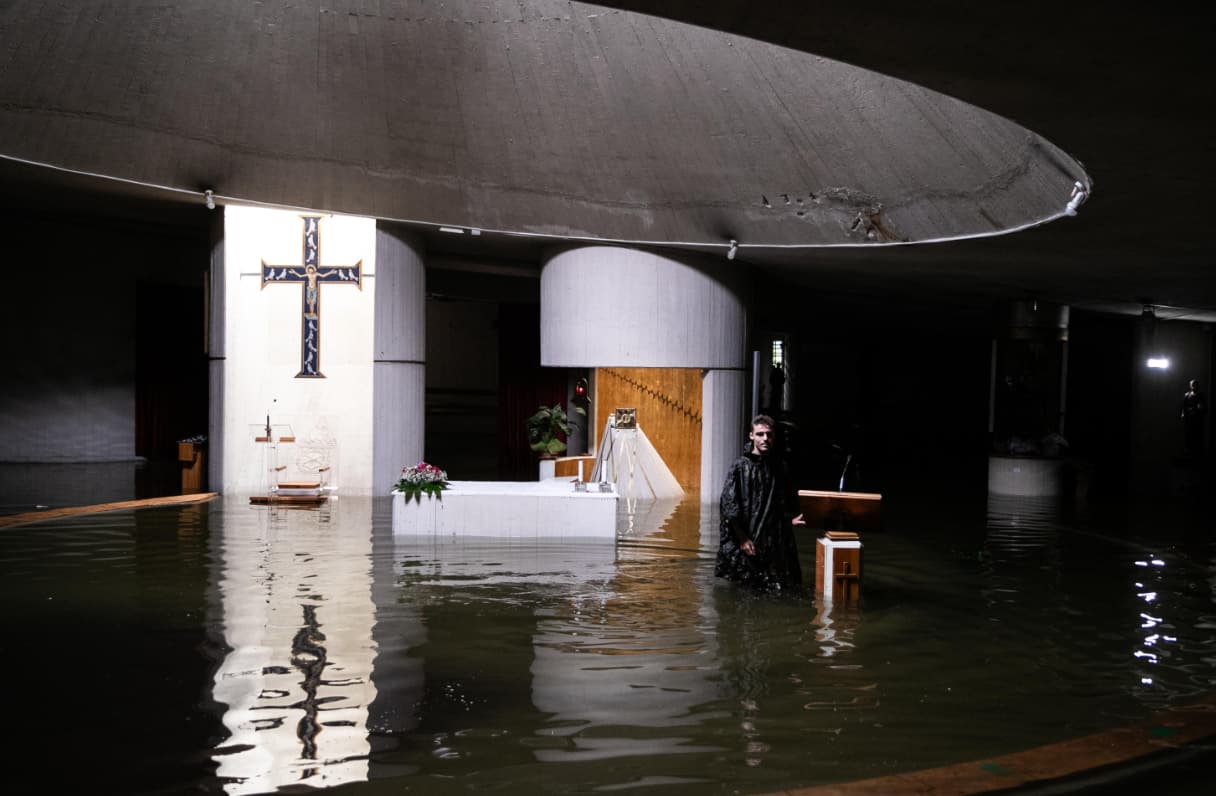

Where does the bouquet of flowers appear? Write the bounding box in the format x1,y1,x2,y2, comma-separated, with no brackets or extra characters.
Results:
394,461,449,503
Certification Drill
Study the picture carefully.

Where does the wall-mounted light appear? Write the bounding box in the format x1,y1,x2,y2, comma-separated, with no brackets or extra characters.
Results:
1140,304,1169,369
204,189,215,210
727,239,738,260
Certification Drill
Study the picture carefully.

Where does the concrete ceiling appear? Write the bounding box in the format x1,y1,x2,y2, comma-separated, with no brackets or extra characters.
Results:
1,1,1211,321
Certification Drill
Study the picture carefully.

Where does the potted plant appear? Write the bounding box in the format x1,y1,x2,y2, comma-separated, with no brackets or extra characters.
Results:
526,404,572,458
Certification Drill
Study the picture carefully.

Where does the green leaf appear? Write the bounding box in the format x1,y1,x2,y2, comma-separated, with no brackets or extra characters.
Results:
524,402,570,457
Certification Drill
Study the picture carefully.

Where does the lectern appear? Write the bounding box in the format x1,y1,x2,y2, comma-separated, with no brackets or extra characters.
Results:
248,420,327,506
797,489,882,534
800,489,881,603
178,441,206,494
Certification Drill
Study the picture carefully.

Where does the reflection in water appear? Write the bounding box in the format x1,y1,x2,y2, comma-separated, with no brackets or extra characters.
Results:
810,601,859,659
1131,554,1181,693
627,497,876,772
616,496,683,544
530,555,724,762
711,584,879,776
7,492,1212,793
389,535,726,770
1133,549,1216,708
984,493,1065,564
980,491,1216,711
210,498,377,794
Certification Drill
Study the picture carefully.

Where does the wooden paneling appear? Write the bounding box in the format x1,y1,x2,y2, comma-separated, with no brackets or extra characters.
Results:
595,368,702,493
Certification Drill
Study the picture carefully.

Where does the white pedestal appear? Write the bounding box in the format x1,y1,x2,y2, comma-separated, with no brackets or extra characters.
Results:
393,480,618,539
815,536,862,602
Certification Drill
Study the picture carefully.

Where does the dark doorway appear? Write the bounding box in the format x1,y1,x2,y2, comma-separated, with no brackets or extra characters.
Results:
135,281,209,496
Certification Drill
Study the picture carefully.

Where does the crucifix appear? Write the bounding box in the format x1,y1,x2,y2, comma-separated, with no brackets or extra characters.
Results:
261,215,363,378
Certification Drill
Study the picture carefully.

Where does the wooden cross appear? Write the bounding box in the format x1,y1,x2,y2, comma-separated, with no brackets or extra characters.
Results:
834,560,861,603
261,215,362,378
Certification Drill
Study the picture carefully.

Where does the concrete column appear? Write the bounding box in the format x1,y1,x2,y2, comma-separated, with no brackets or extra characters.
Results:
540,246,749,369
701,368,747,500
373,223,426,492
991,299,1069,445
207,211,225,493
540,245,750,502
988,299,1069,496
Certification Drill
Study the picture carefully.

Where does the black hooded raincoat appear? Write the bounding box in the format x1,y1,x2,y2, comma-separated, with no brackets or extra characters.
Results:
715,446,802,591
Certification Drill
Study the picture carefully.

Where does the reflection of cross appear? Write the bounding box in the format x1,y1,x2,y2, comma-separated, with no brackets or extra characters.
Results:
261,216,362,378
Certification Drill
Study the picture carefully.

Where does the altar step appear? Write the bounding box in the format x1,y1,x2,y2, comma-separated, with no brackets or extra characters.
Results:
250,481,329,507
249,494,328,507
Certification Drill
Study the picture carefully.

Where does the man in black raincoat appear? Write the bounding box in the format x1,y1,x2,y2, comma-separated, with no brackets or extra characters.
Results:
715,414,805,591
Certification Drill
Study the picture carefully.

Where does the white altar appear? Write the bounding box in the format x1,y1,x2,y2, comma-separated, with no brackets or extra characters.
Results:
392,480,619,539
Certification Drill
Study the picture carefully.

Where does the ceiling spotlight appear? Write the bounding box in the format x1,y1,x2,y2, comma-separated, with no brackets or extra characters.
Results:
727,239,738,260
204,189,215,210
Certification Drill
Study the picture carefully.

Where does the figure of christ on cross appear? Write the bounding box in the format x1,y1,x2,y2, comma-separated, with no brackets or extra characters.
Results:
261,215,363,378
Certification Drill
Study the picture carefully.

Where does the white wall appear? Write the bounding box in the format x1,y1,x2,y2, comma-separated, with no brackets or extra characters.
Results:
221,206,376,494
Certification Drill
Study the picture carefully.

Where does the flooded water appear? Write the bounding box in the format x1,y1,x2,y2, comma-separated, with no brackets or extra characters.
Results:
2,491,1215,795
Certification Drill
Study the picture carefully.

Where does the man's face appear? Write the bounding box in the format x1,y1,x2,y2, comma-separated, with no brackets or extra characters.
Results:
750,423,774,455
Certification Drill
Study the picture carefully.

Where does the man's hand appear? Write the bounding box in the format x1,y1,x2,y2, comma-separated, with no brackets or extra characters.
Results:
792,513,806,526
740,539,756,556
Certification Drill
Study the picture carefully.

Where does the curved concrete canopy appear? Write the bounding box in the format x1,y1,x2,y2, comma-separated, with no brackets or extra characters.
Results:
0,0,1087,257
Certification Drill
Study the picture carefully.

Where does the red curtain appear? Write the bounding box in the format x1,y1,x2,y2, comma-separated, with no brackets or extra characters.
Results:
497,303,567,480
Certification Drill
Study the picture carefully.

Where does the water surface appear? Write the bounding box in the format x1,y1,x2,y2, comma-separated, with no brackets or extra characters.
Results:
2,491,1214,794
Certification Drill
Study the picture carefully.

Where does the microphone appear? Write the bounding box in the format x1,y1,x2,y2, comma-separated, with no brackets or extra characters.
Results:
838,454,853,492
